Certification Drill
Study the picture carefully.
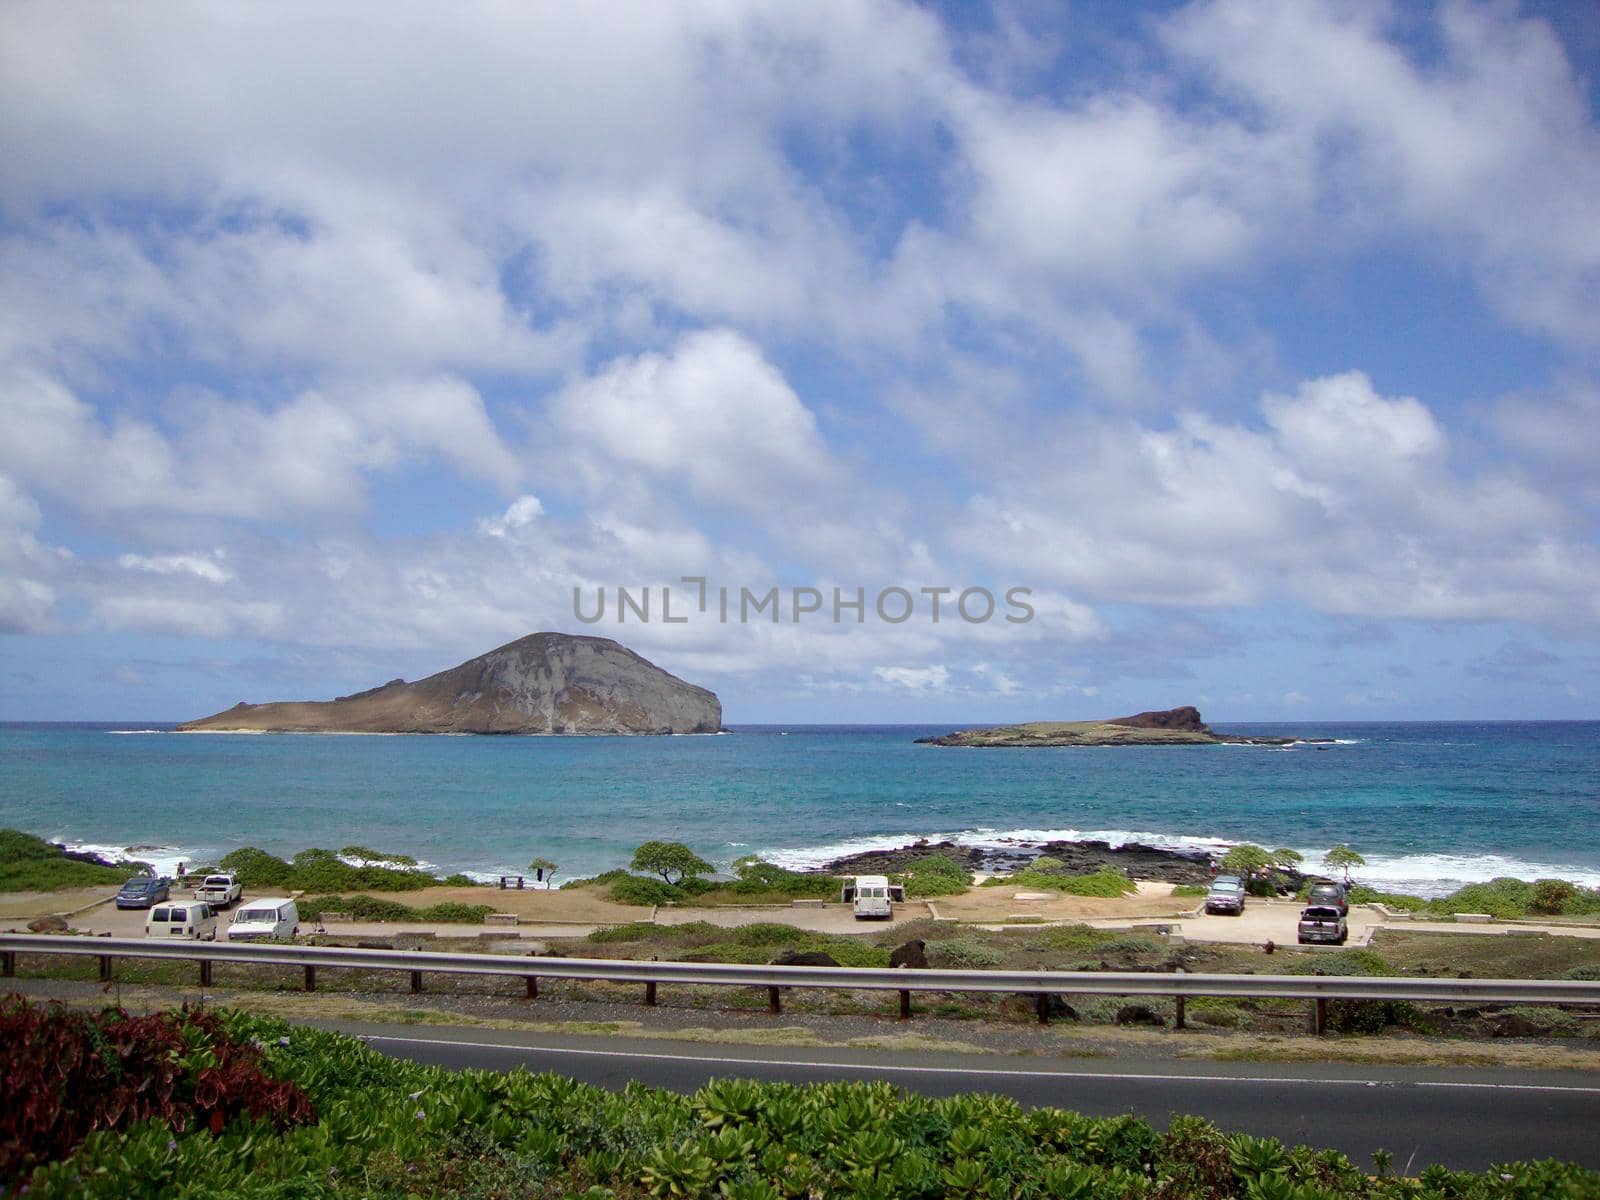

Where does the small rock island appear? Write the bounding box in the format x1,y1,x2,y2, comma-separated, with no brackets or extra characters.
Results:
916,706,1321,747
178,633,721,735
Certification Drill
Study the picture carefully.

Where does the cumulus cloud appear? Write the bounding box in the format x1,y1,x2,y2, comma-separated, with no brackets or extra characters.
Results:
952,371,1600,625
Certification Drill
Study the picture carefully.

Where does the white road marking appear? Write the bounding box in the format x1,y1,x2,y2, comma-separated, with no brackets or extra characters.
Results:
357,1033,1600,1094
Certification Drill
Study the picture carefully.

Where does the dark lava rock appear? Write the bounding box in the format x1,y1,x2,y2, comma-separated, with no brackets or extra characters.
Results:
772,949,840,968
27,914,68,933
1107,706,1207,731
1115,1004,1167,1027
889,940,928,969
1492,1013,1547,1038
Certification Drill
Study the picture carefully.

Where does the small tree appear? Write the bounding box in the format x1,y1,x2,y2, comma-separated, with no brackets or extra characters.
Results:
630,840,712,887
1219,844,1273,876
1322,844,1365,883
527,856,559,889
1270,848,1304,872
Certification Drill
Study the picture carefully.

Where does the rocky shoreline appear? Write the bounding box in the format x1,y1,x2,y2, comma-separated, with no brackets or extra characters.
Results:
818,836,1222,886
915,705,1332,749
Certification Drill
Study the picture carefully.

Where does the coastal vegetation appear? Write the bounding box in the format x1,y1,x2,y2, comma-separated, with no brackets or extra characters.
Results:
979,867,1138,898
0,829,134,892
6,996,1594,1198
217,846,474,893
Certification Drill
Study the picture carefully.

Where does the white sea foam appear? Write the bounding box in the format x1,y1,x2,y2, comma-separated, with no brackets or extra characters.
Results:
55,839,213,878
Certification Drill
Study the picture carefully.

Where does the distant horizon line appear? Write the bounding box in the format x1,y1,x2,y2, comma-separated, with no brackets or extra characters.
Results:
2,717,1595,728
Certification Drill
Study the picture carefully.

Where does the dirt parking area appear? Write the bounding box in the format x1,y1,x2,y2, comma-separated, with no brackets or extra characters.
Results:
932,880,1189,924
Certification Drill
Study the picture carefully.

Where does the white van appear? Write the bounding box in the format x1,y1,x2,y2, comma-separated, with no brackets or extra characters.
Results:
226,898,299,942
842,874,903,920
146,901,218,941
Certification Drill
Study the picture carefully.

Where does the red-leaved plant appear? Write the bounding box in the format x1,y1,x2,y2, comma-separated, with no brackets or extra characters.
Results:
0,994,314,1182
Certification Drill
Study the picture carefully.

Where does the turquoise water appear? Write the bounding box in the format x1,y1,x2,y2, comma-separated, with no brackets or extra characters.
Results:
1,722,1596,895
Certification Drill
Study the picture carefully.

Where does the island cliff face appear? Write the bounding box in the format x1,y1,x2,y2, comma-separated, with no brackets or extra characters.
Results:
916,706,1316,747
178,633,721,735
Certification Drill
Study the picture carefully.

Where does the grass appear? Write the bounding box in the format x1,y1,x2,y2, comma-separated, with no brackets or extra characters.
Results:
0,829,133,892
980,868,1137,897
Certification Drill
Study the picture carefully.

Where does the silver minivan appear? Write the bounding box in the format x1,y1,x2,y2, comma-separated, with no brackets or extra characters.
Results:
145,900,218,941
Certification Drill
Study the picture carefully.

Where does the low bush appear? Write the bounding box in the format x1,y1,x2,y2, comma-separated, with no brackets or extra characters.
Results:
1,997,312,1183
12,1000,1597,1199
1284,948,1394,977
726,859,841,899
928,937,1006,969
608,874,685,906
1170,883,1207,898
1347,885,1427,911
1325,998,1435,1035
1527,879,1577,915
1188,998,1249,1028
219,846,441,894
298,895,495,924
0,829,132,892
892,853,972,898
1424,876,1533,920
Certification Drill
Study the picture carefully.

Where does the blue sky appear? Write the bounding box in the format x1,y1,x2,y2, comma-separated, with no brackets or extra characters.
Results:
1,0,1597,723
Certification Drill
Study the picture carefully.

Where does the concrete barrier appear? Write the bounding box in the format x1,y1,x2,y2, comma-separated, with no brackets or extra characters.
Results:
1456,913,1494,924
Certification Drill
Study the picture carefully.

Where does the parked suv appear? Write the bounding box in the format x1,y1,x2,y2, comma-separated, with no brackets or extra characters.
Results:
1204,874,1246,915
1305,879,1349,915
1297,904,1349,945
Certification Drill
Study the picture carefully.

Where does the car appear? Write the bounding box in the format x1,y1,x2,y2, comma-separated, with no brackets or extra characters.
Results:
1297,904,1349,945
1204,874,1246,915
226,898,300,942
1304,879,1349,915
114,875,170,909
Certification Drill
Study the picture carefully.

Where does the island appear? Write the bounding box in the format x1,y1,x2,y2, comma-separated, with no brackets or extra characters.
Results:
178,632,721,735
915,706,1325,747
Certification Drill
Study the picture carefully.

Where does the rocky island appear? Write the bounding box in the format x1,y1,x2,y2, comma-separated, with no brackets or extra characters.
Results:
915,706,1323,748
178,633,721,735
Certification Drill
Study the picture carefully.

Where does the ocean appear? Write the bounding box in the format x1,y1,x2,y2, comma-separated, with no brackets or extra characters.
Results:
1,721,1596,897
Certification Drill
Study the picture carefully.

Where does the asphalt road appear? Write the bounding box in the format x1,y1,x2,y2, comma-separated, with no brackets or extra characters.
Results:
326,1021,1600,1172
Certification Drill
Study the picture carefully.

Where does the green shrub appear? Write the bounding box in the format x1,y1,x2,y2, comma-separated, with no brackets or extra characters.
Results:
1188,998,1248,1028
1325,999,1434,1035
726,860,841,899
1562,964,1600,981
995,868,1136,897
1425,877,1534,920
1528,879,1578,916
1346,885,1426,911
1284,949,1393,977
928,937,1005,969
586,920,660,943
218,845,440,894
1170,883,1207,898
892,854,972,898
297,895,495,924
1035,924,1122,953
609,875,684,906
0,830,131,892
13,1000,1598,1200
1560,888,1600,916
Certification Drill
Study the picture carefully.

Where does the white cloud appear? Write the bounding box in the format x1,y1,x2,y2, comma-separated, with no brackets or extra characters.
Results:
118,552,234,584
874,665,950,691
554,329,839,514
478,495,545,538
952,371,1600,625
0,366,520,518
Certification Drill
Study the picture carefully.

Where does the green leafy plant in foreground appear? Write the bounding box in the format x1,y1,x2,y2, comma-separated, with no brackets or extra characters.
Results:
11,997,1597,1199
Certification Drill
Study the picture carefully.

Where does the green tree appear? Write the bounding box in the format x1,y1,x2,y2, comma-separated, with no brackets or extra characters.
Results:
630,840,713,887
1219,844,1272,876
1270,848,1304,871
339,845,417,868
527,856,559,888
1323,844,1365,883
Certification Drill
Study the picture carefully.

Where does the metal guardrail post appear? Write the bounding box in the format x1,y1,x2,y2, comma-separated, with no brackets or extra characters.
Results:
645,981,657,1006
199,959,213,987
410,970,423,993
98,954,112,982
768,985,781,1015
525,975,538,1000
1036,993,1050,1025
899,989,911,1020
1174,968,1185,1029
1,950,14,977
304,964,317,992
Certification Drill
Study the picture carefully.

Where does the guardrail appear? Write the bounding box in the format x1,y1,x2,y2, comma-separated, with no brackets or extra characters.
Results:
4,934,1596,1033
